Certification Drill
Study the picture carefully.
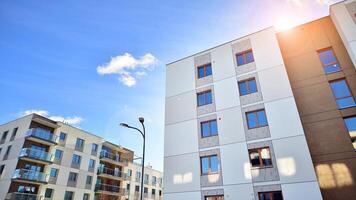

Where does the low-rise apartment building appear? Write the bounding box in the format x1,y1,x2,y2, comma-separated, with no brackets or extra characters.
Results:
0,113,163,200
164,1,356,200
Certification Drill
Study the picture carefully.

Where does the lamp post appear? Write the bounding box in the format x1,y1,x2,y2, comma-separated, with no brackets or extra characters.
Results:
120,117,145,200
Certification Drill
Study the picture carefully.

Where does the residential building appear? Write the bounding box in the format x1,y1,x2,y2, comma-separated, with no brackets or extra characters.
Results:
0,113,163,200
164,1,356,200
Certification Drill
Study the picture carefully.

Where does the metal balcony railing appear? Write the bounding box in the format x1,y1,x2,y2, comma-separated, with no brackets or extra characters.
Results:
97,167,126,178
99,150,128,165
19,148,53,163
12,169,49,183
95,183,125,194
26,128,58,144
5,192,42,200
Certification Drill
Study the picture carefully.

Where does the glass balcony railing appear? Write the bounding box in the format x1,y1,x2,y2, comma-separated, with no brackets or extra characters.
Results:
5,192,41,200
99,151,127,164
19,148,53,163
97,167,126,178
95,183,124,194
12,169,49,183
26,128,58,144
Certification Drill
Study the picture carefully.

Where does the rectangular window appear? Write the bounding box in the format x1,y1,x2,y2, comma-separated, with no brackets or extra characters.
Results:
152,189,156,195
71,154,81,165
201,120,218,137
3,145,11,160
152,176,157,184
135,185,140,192
88,159,95,169
198,63,212,78
86,175,92,185
0,165,5,176
249,147,272,168
344,116,356,149
83,193,90,200
68,172,78,182
45,188,53,198
197,90,213,106
91,143,98,152
144,187,148,193
75,138,85,150
258,191,283,200
159,190,162,196
10,127,18,141
64,191,74,200
238,78,257,95
50,168,58,177
126,184,130,191
201,155,219,175
205,195,224,200
236,49,254,66
318,48,341,74
1,131,8,143
136,171,141,179
127,169,132,177
59,132,66,142
144,174,149,183
246,109,268,129
54,149,63,160
330,79,356,109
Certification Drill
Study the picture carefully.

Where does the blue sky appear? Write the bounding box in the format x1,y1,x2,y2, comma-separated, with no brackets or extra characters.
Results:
0,0,339,171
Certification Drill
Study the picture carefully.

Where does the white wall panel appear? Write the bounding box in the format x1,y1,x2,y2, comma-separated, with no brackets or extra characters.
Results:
211,43,236,81
224,183,254,200
220,142,252,184
214,76,240,110
166,58,195,98
164,153,201,193
217,107,245,145
164,119,198,157
282,181,323,200
164,191,201,200
165,91,197,125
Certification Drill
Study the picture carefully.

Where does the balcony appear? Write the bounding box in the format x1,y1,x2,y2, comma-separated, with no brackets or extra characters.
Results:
25,128,58,145
5,192,42,200
99,151,128,166
12,169,49,184
19,148,53,164
97,167,126,180
95,183,125,196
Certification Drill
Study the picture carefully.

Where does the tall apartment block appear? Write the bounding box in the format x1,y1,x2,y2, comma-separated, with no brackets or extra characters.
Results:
0,113,163,200
164,1,356,200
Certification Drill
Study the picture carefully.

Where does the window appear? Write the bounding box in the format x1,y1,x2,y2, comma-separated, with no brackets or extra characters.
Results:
144,187,148,194
152,176,157,184
159,190,162,196
205,195,224,200
201,120,218,137
127,169,132,177
71,154,81,165
198,63,212,78
201,155,219,175
238,78,257,95
17,185,36,193
197,90,213,106
135,185,140,192
91,143,98,152
126,183,130,191
258,191,283,200
1,131,8,143
50,168,58,177
54,149,63,160
10,127,18,141
75,138,85,150
249,147,272,168
64,191,74,200
344,116,356,149
3,145,11,160
136,171,141,179
236,49,254,66
318,48,341,74
152,189,156,195
83,193,90,200
45,188,53,198
330,79,356,109
86,175,92,185
68,172,78,182
88,159,95,169
246,109,268,129
0,165,5,176
59,132,66,142
144,174,149,183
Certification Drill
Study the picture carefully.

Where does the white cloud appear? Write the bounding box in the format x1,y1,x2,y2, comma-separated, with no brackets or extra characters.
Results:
97,53,158,87
21,109,83,125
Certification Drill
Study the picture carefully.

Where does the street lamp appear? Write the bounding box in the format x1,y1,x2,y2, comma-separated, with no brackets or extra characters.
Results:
120,117,145,200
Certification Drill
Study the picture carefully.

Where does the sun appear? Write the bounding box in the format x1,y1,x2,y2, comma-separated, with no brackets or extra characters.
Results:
274,19,296,31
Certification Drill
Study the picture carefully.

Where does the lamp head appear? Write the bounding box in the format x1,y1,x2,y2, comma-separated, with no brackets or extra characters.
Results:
139,117,144,123
120,123,129,128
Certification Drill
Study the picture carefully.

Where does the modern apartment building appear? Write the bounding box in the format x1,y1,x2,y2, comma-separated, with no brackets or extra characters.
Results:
164,1,356,200
0,113,163,200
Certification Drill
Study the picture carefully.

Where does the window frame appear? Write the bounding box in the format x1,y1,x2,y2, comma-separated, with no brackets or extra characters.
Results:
343,116,356,150
246,109,268,129
329,78,356,109
197,63,212,79
205,195,224,200
197,90,213,106
200,154,219,175
238,78,258,96
317,47,341,74
248,147,273,169
236,49,254,66
201,119,218,138
258,191,283,200
71,154,81,165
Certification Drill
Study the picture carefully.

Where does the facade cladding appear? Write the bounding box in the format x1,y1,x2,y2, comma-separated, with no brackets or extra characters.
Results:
164,1,356,200
0,114,163,200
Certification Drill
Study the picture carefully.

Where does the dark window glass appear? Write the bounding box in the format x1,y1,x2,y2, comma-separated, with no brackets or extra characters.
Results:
135,185,140,192
201,155,219,174
198,63,213,78
72,154,81,165
75,138,85,149
126,184,130,190
236,50,254,66
197,90,213,106
50,168,58,177
152,189,156,195
91,143,98,152
318,48,341,74
205,195,224,200
239,78,258,95
10,127,18,141
0,165,5,176
330,79,356,109
86,175,92,185
59,132,66,141
246,110,268,129
54,149,62,160
144,187,148,193
45,188,53,198
258,191,283,200
201,120,218,137
344,116,356,149
64,191,74,200
68,172,78,182
249,147,272,168
89,159,95,169
83,193,89,200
